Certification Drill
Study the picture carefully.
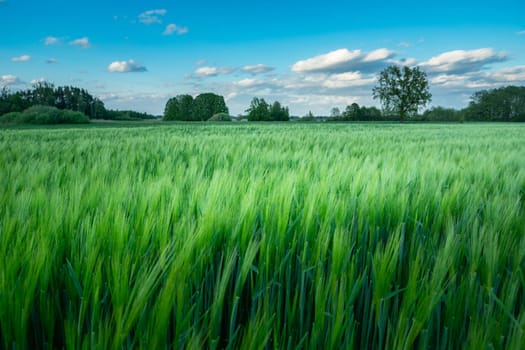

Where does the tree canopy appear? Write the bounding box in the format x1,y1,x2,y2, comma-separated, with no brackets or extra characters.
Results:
164,93,228,121
465,86,525,122
246,98,289,121
373,65,432,122
0,82,105,118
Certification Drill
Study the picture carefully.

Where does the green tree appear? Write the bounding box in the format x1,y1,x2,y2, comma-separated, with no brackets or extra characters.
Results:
192,93,228,121
359,106,382,121
465,86,525,121
0,83,105,118
164,94,194,121
342,103,362,120
246,97,270,121
373,65,432,122
330,107,341,118
1,89,31,115
422,106,463,122
270,101,290,121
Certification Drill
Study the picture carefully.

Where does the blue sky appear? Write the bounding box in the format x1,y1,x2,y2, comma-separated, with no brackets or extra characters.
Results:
1,0,524,116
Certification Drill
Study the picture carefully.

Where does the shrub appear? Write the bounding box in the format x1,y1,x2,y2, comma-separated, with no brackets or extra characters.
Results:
207,112,232,122
0,112,23,124
0,105,90,124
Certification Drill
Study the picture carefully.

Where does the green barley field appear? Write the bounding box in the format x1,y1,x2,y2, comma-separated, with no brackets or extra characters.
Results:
0,123,524,349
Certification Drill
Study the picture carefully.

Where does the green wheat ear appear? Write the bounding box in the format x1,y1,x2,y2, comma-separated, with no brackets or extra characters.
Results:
0,123,523,349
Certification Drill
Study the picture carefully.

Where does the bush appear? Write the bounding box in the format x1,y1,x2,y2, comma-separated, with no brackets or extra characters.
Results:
207,112,231,122
0,105,90,124
0,112,23,124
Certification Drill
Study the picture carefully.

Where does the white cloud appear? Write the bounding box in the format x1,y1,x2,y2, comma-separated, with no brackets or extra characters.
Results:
107,59,147,73
322,72,376,89
288,94,361,108
398,42,412,48
430,74,492,89
194,66,235,77
138,9,167,25
0,75,21,87
419,48,507,74
235,78,267,88
242,64,275,75
388,57,418,67
44,36,60,45
291,48,396,74
486,65,525,82
363,48,393,62
163,23,188,35
195,59,207,66
30,77,47,85
11,54,31,62
430,65,525,92
46,58,58,64
69,37,91,48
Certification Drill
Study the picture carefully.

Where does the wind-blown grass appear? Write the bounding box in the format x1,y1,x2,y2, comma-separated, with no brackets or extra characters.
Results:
0,123,524,349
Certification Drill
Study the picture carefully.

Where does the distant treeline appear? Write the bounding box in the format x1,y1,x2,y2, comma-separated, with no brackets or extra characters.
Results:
325,86,525,122
0,82,157,124
2,82,524,124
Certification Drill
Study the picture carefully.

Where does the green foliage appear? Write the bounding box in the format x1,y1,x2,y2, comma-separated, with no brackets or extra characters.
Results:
422,106,465,122
465,86,525,121
0,105,89,124
246,97,270,121
328,103,383,121
164,93,228,121
0,82,105,118
373,65,432,121
247,97,289,121
298,111,317,121
207,112,231,121
269,101,290,121
164,94,194,121
1,123,525,349
0,87,31,115
102,109,158,120
192,93,229,121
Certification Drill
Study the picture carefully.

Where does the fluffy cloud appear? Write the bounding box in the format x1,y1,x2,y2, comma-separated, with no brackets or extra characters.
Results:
138,9,167,25
291,48,396,74
44,36,60,45
30,77,47,85
430,65,525,93
242,64,275,75
430,74,493,89
69,37,91,48
107,59,147,73
485,65,525,82
235,78,275,88
194,66,235,77
11,54,31,62
163,23,188,35
0,75,22,87
419,48,507,74
321,72,376,89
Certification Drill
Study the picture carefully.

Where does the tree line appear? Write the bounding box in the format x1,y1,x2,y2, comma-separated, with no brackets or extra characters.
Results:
1,70,525,124
326,85,525,123
0,82,157,124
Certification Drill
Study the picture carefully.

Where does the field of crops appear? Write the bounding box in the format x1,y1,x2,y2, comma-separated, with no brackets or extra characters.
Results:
0,123,524,349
